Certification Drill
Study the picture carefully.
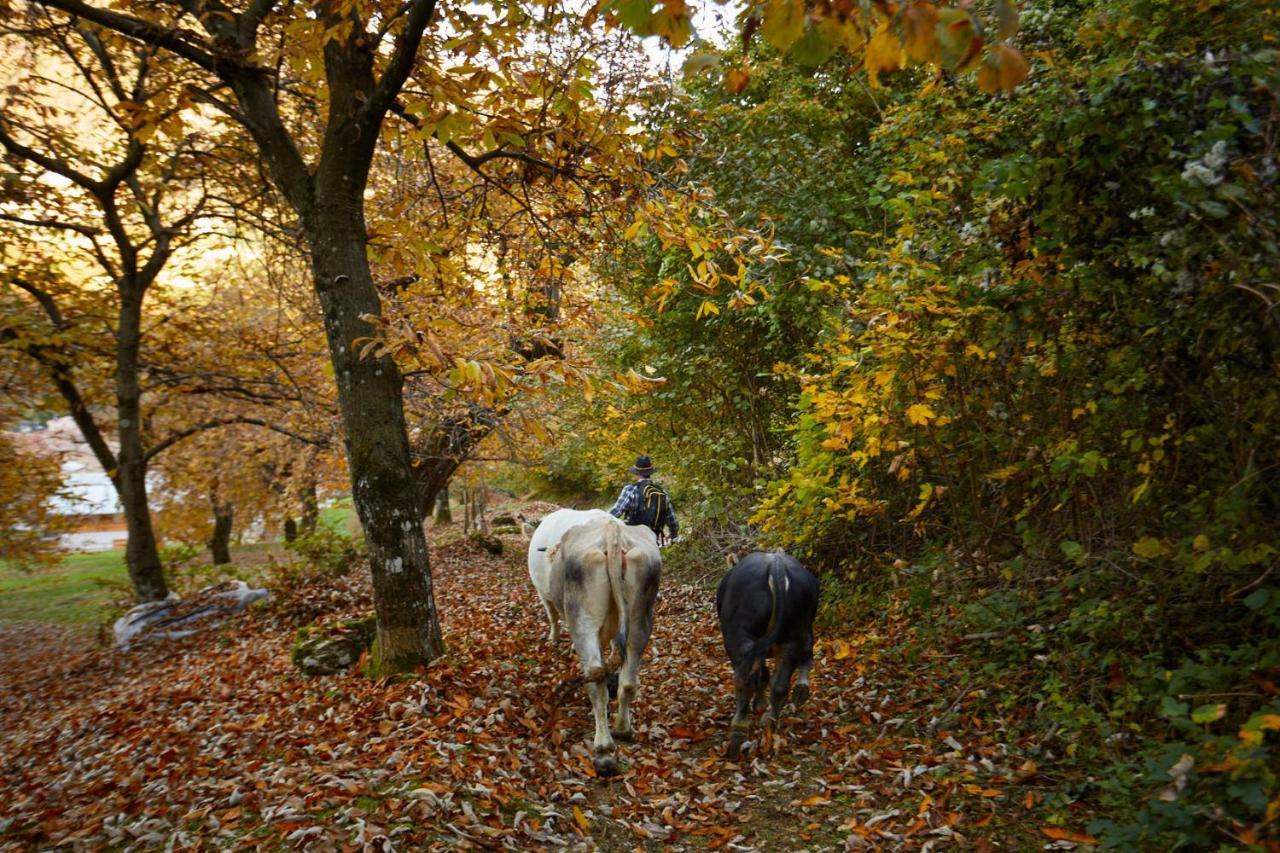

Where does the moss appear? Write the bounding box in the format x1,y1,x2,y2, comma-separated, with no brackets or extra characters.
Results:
466,531,503,555
291,613,378,676
362,633,425,679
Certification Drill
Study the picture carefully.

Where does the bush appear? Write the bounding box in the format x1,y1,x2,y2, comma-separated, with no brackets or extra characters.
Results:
264,527,364,621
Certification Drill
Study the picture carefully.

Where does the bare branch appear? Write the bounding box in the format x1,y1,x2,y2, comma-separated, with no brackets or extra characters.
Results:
362,0,437,128
0,212,98,237
144,416,329,462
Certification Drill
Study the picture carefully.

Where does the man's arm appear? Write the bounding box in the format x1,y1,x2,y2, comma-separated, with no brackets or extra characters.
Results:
609,484,634,518
665,501,679,538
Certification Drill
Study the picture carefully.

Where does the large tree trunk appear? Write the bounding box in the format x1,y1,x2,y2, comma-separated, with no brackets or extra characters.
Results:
308,207,443,673
209,501,234,565
116,289,168,601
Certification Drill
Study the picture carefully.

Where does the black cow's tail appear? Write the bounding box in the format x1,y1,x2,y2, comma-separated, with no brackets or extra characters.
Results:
748,553,788,667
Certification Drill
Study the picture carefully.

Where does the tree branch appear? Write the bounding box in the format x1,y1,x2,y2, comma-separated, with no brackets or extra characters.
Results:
0,324,121,484
361,0,438,128
144,416,329,462
35,0,226,74
0,114,103,194
0,212,99,237
8,277,67,329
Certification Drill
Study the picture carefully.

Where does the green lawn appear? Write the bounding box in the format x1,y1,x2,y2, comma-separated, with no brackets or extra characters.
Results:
0,550,130,625
1,502,362,627
318,499,358,534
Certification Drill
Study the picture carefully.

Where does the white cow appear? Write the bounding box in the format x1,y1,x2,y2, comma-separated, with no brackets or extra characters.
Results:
527,508,612,644
549,517,661,776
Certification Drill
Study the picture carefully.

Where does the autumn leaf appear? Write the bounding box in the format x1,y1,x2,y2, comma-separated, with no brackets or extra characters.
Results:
725,67,751,94
572,805,591,833
1239,712,1280,746
977,43,1030,93
865,24,905,87
1190,703,1225,724
797,794,831,807
761,0,806,53
1041,827,1099,844
995,0,1021,40
902,2,940,63
906,403,937,425
935,8,984,72
1132,536,1170,559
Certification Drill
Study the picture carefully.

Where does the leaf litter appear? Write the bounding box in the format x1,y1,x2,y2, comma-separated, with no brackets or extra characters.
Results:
0,525,1094,850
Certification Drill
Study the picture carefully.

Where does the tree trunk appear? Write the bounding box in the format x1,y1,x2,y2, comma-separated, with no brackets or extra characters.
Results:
210,501,234,565
283,517,298,543
300,477,319,535
308,209,443,673
433,483,452,524
116,288,169,601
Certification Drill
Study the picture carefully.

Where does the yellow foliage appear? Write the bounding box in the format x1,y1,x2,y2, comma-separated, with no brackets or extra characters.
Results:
906,403,937,425
865,24,905,88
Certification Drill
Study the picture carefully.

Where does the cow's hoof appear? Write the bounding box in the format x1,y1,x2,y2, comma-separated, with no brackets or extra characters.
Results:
611,727,635,742
593,756,621,777
791,682,810,707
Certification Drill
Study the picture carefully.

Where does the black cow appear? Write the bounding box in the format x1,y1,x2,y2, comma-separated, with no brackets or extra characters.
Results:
715,551,818,757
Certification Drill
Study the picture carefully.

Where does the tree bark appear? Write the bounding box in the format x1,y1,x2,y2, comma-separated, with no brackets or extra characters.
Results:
309,209,443,671
209,501,233,565
283,517,298,543
116,287,168,600
34,0,447,665
433,483,452,524
300,477,319,535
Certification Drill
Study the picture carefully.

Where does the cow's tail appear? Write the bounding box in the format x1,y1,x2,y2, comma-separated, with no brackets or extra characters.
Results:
749,553,789,667
604,521,628,630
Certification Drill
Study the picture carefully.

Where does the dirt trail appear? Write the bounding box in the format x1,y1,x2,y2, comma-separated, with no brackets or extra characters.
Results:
0,531,1044,850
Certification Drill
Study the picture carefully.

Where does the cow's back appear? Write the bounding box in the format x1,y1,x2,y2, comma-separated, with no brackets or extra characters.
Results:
717,552,818,648
527,509,613,597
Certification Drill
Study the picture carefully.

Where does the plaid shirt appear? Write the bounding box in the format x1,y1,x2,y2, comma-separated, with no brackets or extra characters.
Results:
609,478,679,538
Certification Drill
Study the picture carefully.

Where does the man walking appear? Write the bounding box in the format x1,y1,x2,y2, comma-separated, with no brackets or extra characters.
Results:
609,455,679,545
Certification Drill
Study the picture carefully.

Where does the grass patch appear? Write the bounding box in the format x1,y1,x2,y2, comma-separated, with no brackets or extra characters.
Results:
0,550,129,625
318,499,358,535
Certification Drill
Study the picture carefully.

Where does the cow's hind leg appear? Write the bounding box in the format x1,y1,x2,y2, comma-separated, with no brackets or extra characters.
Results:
541,596,562,646
791,656,813,707
766,650,798,728
571,638,618,775
612,607,652,741
586,678,619,775
727,662,755,758
751,661,770,712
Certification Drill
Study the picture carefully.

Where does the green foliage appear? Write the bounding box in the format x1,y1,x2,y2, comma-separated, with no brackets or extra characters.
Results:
280,526,364,579
264,527,364,620
575,0,1280,840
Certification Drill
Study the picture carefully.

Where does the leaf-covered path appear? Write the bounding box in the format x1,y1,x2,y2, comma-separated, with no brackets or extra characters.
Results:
0,529,1081,850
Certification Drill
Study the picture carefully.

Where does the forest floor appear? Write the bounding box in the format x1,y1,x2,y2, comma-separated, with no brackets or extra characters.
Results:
0,515,1102,850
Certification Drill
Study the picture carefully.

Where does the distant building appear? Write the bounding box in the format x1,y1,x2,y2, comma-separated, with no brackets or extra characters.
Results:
9,416,127,552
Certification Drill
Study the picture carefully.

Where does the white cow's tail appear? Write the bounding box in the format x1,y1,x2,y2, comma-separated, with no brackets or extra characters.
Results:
604,521,628,626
